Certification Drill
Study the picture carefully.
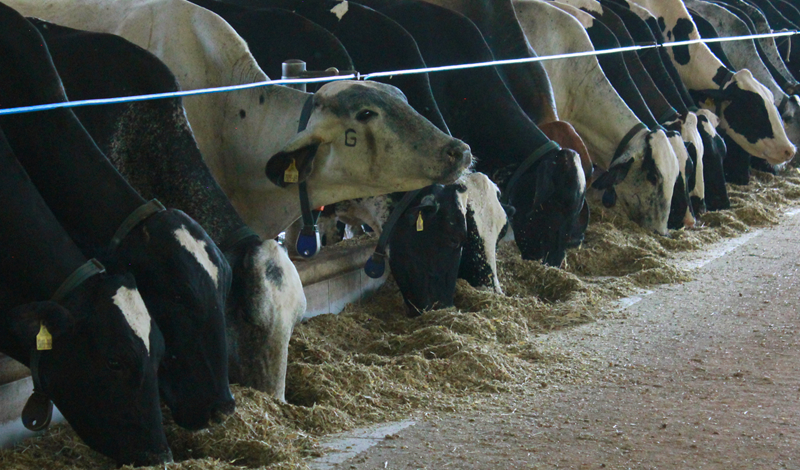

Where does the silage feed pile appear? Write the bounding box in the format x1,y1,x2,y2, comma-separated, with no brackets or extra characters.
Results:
3,170,800,470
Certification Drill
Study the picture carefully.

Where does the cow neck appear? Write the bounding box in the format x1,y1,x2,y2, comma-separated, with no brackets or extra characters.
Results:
697,70,735,117
296,94,322,258
612,122,649,166
24,258,107,432
499,140,561,205
219,225,261,253
363,189,422,279
107,199,166,256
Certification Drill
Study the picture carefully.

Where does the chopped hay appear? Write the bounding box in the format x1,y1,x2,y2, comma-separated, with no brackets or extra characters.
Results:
2,171,798,469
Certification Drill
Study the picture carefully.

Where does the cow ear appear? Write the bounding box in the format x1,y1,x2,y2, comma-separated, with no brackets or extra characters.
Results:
265,132,323,187
591,158,633,190
8,301,73,349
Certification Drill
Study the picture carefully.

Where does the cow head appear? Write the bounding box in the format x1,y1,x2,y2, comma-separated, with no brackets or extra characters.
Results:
266,81,472,195
664,130,696,230
457,173,508,294
593,129,679,236
779,94,800,150
510,148,587,266
5,273,170,466
681,112,706,216
696,109,730,211
389,184,468,316
699,69,796,165
225,238,306,401
113,210,235,430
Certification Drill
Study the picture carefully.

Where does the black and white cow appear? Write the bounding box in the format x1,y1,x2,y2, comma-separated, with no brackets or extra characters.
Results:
514,0,681,235
688,0,800,151
696,108,731,210
0,125,170,466
33,20,306,402
550,0,697,229
5,0,472,239
351,0,587,264
624,0,796,165
0,6,234,431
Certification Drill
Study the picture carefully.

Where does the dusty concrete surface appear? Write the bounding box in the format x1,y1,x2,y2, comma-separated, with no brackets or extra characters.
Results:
324,211,800,469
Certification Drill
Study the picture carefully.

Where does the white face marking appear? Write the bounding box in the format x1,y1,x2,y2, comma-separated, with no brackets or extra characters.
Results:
174,226,219,287
331,0,348,20
113,286,151,354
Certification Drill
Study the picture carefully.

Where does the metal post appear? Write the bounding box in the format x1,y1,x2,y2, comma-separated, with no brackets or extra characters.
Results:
282,60,307,92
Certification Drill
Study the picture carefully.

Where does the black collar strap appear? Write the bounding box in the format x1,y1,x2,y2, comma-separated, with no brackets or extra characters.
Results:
219,225,260,253
658,108,680,125
501,140,561,204
23,258,106,432
51,258,106,303
108,199,166,254
363,189,422,279
296,94,322,258
611,122,648,166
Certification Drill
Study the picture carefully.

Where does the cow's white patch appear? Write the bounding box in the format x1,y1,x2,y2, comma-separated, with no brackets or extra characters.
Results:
552,1,595,28
462,173,505,294
331,0,348,20
113,287,151,354
174,226,219,287
682,112,705,201
650,130,679,234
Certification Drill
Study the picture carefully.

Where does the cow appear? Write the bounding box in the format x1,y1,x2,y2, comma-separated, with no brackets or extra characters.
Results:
688,0,800,151
599,0,709,215
346,0,587,264
513,0,680,235
4,0,473,239
623,0,797,165
696,108,731,210
0,4,234,430
0,125,170,466
549,0,697,229
32,20,306,402
339,172,509,314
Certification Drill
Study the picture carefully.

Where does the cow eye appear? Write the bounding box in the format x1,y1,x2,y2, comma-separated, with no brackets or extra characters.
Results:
356,109,377,122
107,358,123,371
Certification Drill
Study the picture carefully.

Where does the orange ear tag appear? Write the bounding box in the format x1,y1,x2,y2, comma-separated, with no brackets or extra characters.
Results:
416,212,424,232
36,322,52,351
284,159,299,183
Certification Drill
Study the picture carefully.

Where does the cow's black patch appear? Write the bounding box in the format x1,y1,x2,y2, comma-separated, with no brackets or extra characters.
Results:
239,109,246,119
685,141,697,193
712,66,731,88
640,138,659,185
658,16,667,33
259,94,265,105
671,18,695,65
263,259,284,288
723,83,774,143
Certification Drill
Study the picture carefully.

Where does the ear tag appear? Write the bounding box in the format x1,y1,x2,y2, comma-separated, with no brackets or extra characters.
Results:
36,322,52,351
704,98,715,109
284,159,299,184
416,212,424,232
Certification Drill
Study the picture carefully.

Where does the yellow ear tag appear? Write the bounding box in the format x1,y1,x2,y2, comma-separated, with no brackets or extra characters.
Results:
36,322,52,351
704,97,715,109
416,212,424,232
284,159,299,183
